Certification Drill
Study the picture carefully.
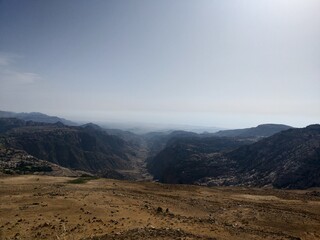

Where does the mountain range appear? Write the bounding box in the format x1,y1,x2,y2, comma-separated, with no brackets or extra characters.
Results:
148,125,320,189
0,118,146,180
0,111,319,189
0,110,77,126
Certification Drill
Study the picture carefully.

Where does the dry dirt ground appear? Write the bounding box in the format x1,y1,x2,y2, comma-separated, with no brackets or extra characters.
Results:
0,176,320,240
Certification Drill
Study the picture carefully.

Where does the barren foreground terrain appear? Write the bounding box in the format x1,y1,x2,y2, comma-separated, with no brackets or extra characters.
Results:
0,176,320,240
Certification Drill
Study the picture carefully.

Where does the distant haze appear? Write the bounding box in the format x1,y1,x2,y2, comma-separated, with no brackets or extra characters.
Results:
0,0,319,128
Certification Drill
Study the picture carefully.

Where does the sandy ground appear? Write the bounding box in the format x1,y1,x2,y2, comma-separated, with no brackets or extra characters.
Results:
0,175,319,240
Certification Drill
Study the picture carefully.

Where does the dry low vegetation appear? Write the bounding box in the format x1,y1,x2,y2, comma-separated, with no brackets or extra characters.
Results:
0,175,320,239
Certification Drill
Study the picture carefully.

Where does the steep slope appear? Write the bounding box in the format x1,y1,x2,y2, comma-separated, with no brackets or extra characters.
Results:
213,124,292,138
143,130,199,158
148,136,252,184
0,118,141,178
0,146,87,176
227,124,320,188
149,125,320,189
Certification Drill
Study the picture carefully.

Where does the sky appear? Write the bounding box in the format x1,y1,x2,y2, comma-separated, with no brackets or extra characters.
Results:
0,0,319,128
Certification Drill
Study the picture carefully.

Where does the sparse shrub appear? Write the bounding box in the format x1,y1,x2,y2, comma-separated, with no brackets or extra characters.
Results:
67,176,98,184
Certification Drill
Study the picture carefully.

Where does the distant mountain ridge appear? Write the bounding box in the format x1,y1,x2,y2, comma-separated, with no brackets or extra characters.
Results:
0,110,77,126
213,124,292,138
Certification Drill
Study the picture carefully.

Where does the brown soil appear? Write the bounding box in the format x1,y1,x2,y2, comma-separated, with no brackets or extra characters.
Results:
0,175,319,240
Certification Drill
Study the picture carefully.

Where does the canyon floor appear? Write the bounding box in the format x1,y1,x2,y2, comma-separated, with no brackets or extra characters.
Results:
0,175,320,240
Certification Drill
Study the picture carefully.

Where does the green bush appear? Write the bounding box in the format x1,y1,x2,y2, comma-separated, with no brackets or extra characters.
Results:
67,176,98,184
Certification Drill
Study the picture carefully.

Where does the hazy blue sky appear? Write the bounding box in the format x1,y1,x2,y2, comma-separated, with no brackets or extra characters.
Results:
0,0,319,128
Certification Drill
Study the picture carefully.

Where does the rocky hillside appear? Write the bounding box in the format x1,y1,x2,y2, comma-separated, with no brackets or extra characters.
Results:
0,118,143,179
149,125,320,189
147,136,253,184
1,116,319,189
227,124,320,188
0,146,87,176
0,118,26,133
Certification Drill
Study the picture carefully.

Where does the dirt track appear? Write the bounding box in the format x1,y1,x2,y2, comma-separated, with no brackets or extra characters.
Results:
0,176,319,239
